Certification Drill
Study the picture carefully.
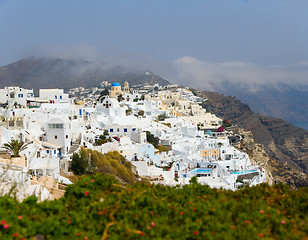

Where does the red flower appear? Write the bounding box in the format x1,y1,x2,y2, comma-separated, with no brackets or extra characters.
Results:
150,211,154,215
68,220,72,224
189,201,192,204
151,222,155,227
260,210,265,214
3,224,10,229
281,220,286,224
245,220,250,224
85,182,88,185
196,219,200,223
17,215,23,220
84,237,88,240
147,226,151,230
231,225,236,229
13,233,19,238
180,211,184,215
140,231,145,236
84,191,89,196
193,208,197,212
91,179,95,182
212,231,216,235
1,220,6,225
21,238,25,240
77,233,81,236
259,233,264,238
193,231,198,235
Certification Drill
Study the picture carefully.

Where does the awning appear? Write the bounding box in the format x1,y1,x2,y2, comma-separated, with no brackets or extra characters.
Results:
42,142,62,149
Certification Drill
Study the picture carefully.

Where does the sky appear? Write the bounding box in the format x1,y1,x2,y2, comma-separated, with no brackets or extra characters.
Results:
1,0,308,89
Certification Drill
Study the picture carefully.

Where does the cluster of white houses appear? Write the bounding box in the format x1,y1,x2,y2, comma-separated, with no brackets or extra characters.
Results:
0,83,266,200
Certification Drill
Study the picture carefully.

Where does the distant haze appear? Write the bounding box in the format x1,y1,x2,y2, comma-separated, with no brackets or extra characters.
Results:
1,0,308,125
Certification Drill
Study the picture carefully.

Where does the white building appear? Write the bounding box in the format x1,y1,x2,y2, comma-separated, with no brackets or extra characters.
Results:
39,89,70,104
0,86,34,107
45,117,71,155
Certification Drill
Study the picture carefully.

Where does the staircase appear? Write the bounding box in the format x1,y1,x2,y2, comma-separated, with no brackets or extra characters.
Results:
68,134,82,154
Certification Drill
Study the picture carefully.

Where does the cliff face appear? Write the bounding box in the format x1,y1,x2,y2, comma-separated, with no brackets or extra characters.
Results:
200,90,308,187
236,129,308,189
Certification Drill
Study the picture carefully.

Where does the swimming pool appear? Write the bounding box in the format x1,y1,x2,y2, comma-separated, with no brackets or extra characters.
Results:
189,168,211,174
231,170,257,175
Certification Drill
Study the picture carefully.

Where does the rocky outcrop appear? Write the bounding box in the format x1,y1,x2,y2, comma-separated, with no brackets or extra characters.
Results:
236,129,308,189
199,90,308,188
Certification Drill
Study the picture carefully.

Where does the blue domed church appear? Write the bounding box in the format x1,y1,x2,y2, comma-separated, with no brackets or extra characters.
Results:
110,82,122,98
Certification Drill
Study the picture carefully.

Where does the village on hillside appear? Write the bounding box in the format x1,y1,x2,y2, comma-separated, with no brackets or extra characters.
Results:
0,82,266,200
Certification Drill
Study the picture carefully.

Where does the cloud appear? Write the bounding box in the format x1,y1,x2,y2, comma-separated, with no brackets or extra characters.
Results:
173,56,308,92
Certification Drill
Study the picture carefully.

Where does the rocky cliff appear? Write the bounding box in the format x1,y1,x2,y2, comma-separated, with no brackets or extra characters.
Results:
199,90,308,187
236,129,308,189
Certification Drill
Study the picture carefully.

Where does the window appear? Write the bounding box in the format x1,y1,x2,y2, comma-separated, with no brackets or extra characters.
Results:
132,128,136,131
55,95,57,99
10,93,14,98
66,135,68,139
55,135,57,139
117,128,119,132
48,124,63,129
60,96,62,99
47,150,49,153
18,94,23,98
54,150,57,154
110,128,114,132
124,128,127,132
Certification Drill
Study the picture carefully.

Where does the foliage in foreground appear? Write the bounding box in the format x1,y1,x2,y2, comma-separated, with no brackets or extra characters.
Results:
0,174,307,240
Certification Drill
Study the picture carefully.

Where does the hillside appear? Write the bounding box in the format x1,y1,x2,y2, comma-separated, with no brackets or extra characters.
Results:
213,82,308,130
0,174,306,239
199,90,308,186
0,57,170,91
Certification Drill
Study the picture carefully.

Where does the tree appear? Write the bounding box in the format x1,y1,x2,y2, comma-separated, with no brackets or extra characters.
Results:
138,110,144,116
117,94,124,102
100,89,109,97
157,114,167,121
2,139,32,157
145,131,159,148
71,148,90,175
98,89,109,102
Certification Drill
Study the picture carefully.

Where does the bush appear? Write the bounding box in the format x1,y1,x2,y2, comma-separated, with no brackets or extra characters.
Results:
145,131,159,148
0,176,306,239
72,149,136,184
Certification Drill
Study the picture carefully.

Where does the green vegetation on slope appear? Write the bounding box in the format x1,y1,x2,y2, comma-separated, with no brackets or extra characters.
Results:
71,148,136,184
0,174,307,239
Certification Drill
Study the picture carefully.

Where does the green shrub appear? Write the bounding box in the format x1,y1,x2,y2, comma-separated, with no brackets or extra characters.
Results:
0,175,307,239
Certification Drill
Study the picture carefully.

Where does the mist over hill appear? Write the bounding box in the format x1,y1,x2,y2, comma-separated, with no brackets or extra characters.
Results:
213,83,308,130
173,56,308,130
0,57,170,92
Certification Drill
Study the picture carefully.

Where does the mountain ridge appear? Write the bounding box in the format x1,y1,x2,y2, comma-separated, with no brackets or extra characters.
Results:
0,57,170,91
